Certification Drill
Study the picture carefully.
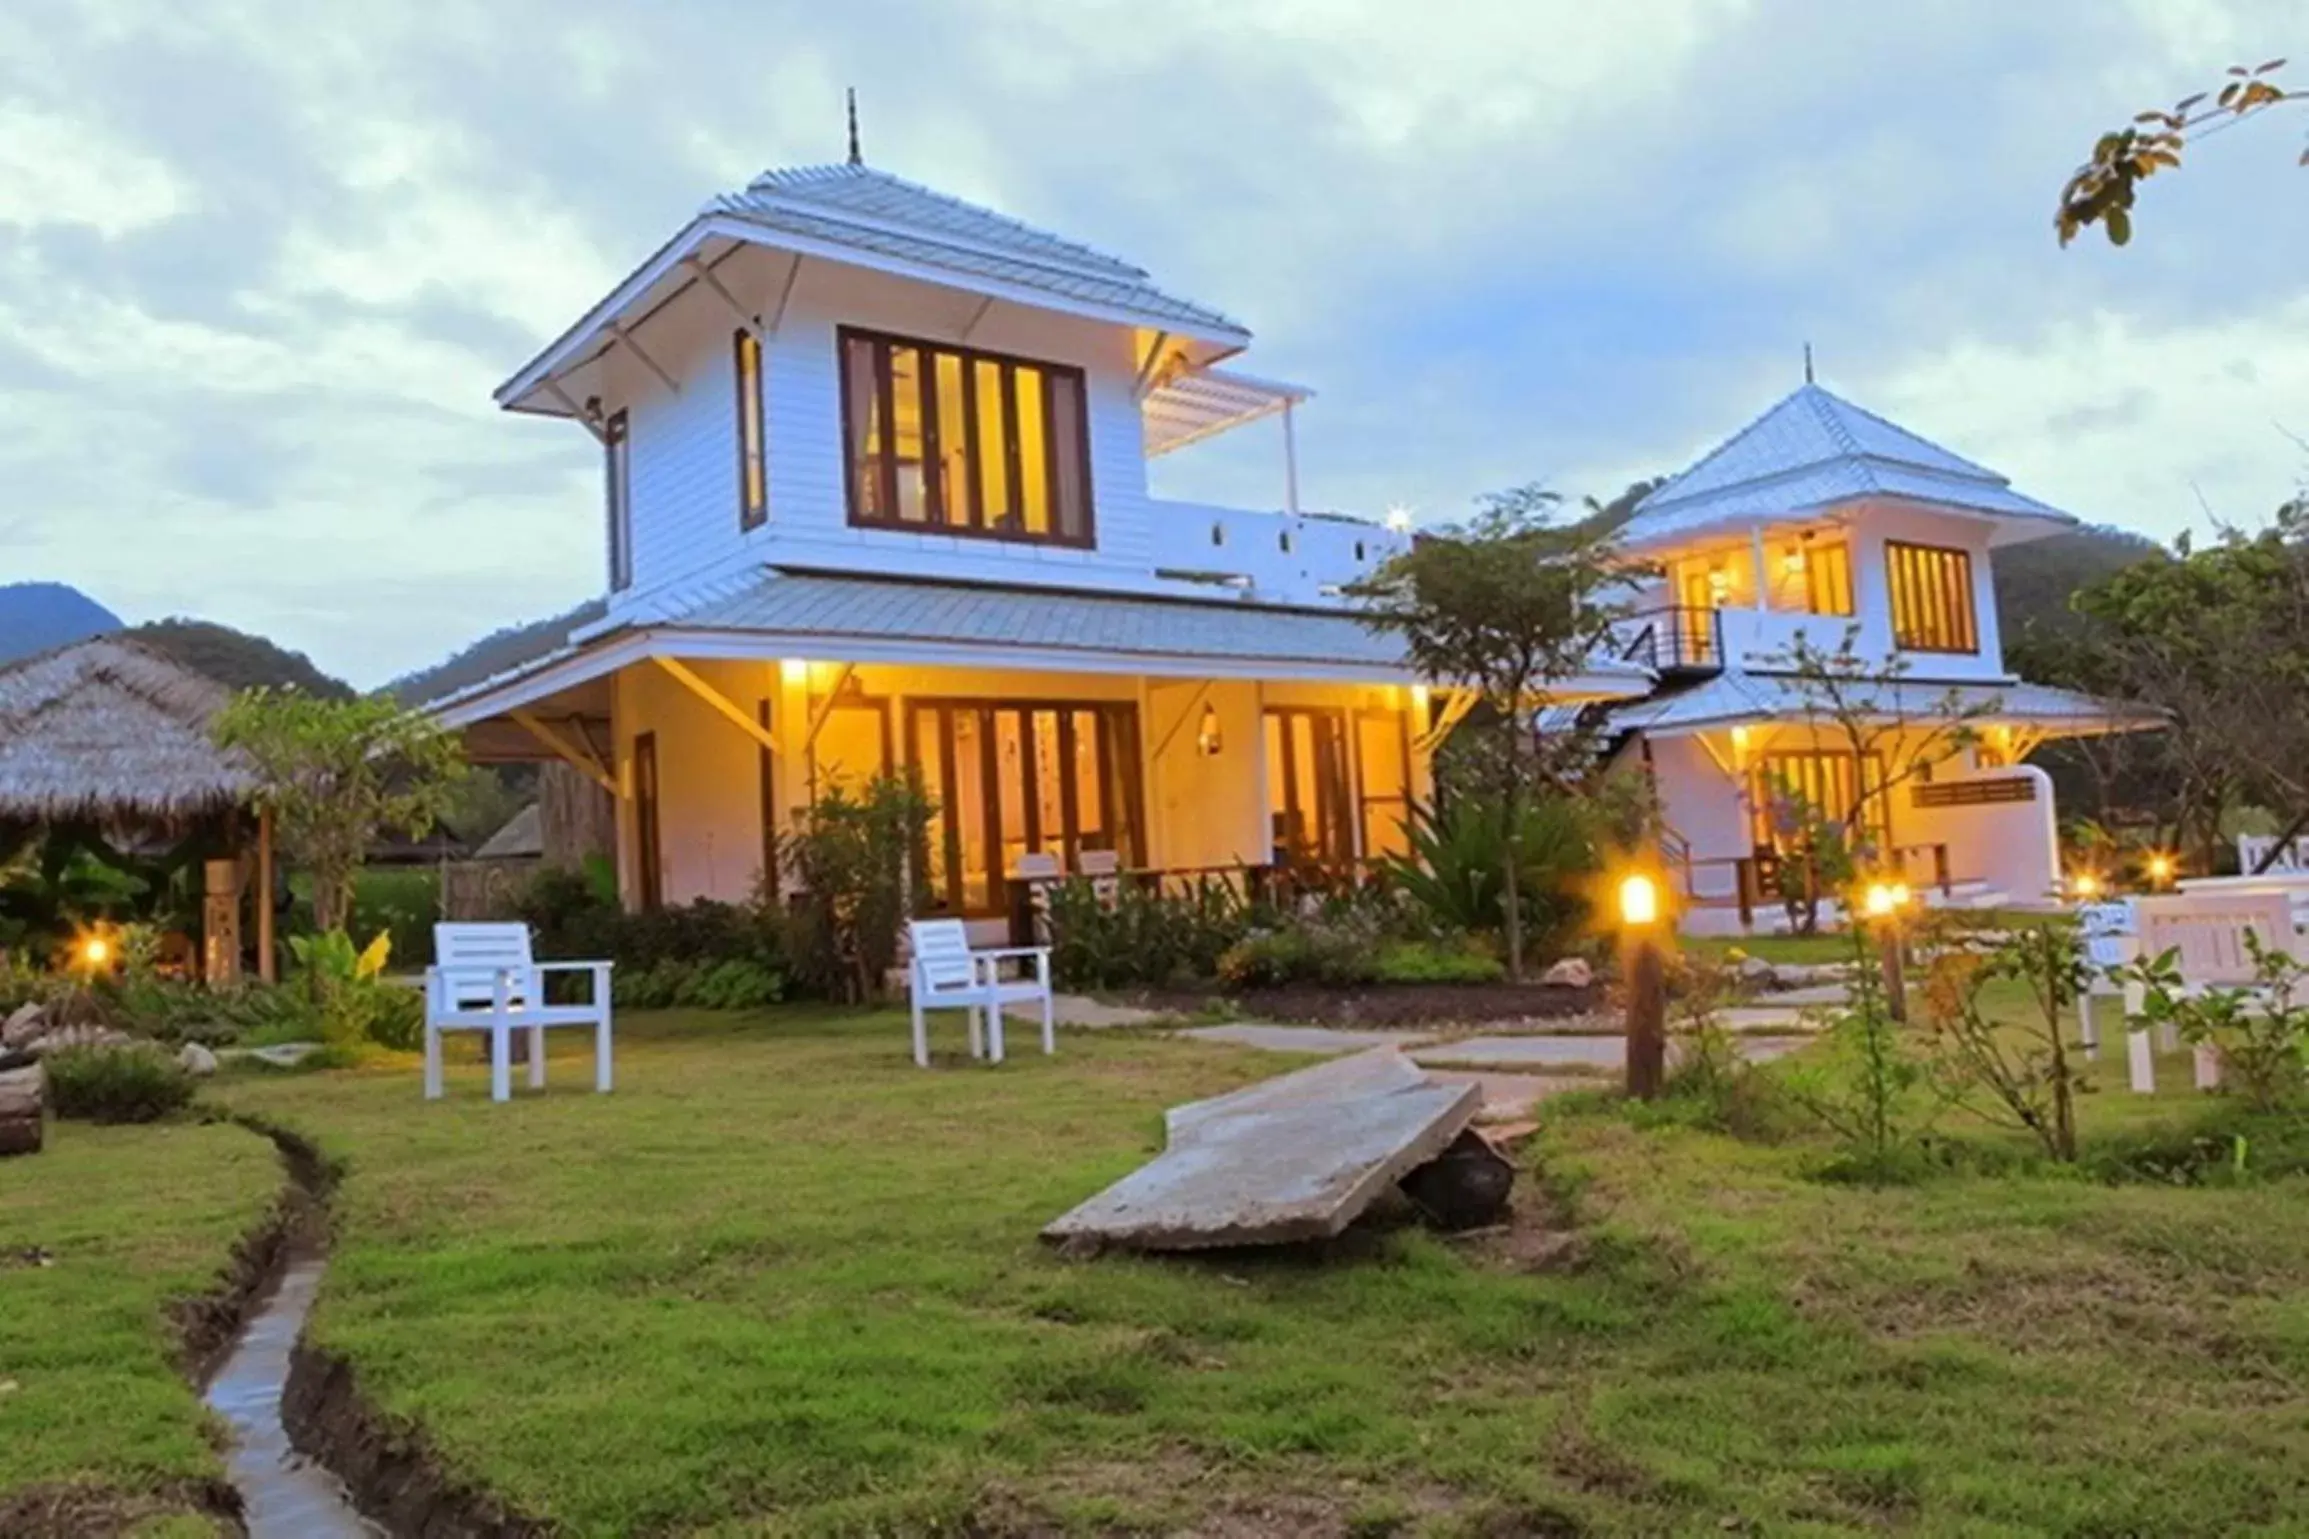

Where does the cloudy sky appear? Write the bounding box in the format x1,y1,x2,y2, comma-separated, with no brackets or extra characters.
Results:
3,0,2305,687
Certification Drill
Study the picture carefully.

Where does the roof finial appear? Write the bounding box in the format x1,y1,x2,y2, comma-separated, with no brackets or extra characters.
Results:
845,88,862,166
1803,341,1815,386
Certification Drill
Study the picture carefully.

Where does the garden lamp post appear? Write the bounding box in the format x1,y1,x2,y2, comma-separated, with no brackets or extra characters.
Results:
1619,872,1667,1099
1861,880,1911,1024
2145,853,2176,891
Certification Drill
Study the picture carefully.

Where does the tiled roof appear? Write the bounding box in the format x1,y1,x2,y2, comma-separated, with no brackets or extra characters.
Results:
709,165,1248,340
1601,668,2156,736
1622,384,2075,547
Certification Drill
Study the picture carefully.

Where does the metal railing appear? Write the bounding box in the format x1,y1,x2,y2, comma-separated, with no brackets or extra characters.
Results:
1611,606,1723,673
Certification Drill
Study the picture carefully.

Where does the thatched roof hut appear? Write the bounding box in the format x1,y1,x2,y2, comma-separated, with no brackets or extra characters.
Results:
0,637,256,822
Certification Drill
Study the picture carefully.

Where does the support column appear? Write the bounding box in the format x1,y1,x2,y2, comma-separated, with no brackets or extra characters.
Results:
256,810,276,984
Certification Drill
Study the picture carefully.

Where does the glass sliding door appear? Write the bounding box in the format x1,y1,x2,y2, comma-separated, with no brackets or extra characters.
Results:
1265,708,1354,869
908,700,1143,915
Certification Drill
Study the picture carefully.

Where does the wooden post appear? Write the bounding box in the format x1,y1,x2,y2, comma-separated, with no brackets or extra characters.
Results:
202,858,241,986
1879,926,1908,1024
1619,873,1667,1100
256,809,276,984
1624,935,1667,1100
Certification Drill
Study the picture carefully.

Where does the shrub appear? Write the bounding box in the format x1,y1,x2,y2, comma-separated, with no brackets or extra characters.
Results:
781,774,936,1003
349,866,440,968
45,1044,196,1123
1369,939,1504,985
1379,792,1603,962
517,859,786,1008
1046,876,1255,990
1216,926,1377,990
613,957,785,1011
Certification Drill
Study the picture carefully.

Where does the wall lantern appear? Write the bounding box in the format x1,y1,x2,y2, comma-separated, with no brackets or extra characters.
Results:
1196,704,1224,757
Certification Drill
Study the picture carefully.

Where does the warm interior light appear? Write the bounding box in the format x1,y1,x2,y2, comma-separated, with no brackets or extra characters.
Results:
1618,873,1660,927
1781,547,1807,575
780,658,810,686
1707,566,1730,598
1196,704,1224,757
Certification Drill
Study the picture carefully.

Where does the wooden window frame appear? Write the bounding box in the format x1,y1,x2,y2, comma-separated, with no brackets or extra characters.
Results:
632,730,662,911
604,409,632,592
1885,540,1979,654
756,698,777,891
836,325,1096,549
1750,749,1890,856
903,698,1145,918
733,330,767,531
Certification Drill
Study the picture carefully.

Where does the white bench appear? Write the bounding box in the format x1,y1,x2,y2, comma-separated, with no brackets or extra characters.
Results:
906,917,1053,1067
2123,891,2299,1093
424,922,613,1102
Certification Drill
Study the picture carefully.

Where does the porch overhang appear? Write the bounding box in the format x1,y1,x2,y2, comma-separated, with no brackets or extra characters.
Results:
426,570,1654,745
1605,669,2163,742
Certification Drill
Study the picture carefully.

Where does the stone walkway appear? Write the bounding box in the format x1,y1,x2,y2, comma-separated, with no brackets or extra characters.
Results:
1176,1024,1436,1055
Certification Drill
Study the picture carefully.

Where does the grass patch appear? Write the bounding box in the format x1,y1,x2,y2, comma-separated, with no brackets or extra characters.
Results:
0,1120,281,1532
194,1006,2309,1535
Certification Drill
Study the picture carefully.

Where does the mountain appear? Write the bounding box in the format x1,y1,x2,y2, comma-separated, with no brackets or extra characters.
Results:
123,618,351,698
388,599,607,707
0,582,121,664
1989,524,2165,643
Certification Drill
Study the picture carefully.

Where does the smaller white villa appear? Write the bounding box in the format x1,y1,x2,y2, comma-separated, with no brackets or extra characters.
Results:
1592,383,2152,934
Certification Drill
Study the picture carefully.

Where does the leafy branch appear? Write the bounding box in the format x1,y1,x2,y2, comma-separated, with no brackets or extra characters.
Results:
2058,58,2303,246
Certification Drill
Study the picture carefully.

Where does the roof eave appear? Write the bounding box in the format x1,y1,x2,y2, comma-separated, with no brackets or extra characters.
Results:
494,213,1252,418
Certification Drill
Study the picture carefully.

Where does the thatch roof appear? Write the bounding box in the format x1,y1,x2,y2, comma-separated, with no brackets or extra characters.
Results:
473,802,542,861
0,637,256,820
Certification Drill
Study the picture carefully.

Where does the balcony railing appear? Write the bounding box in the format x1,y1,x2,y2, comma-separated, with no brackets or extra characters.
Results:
1612,607,1723,674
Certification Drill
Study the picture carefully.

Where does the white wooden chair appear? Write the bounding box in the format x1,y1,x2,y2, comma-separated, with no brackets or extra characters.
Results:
1078,848,1123,905
906,917,1053,1067
2121,892,2299,1094
424,923,613,1102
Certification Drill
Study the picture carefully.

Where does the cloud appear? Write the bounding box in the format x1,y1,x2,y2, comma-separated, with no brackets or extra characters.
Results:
2,0,2307,686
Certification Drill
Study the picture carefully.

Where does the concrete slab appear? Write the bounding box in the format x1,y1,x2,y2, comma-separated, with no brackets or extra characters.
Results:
1412,1035,1627,1070
1174,1024,1433,1056
1044,1048,1479,1251
1165,1045,1431,1142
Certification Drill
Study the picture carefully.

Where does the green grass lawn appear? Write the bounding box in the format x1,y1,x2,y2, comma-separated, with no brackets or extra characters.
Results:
0,1120,282,1536
191,1007,2309,1537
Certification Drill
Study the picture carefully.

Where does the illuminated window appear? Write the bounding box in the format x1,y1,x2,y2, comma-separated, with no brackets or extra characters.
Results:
1751,750,1889,857
840,328,1092,546
1770,538,1853,616
733,330,766,530
1886,541,1979,653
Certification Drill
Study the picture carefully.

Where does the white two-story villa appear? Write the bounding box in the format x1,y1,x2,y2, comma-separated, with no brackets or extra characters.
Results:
426,155,1645,924
1593,382,2152,933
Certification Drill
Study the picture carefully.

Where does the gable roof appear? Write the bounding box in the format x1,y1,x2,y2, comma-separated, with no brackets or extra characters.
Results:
706,164,1247,340
0,637,255,820
1620,384,2075,549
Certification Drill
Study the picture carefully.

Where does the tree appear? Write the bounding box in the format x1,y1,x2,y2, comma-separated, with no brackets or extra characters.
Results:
1920,920,2090,1163
1352,485,1632,979
213,689,468,934
1766,630,1999,930
2058,58,2302,246
2059,504,2309,871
